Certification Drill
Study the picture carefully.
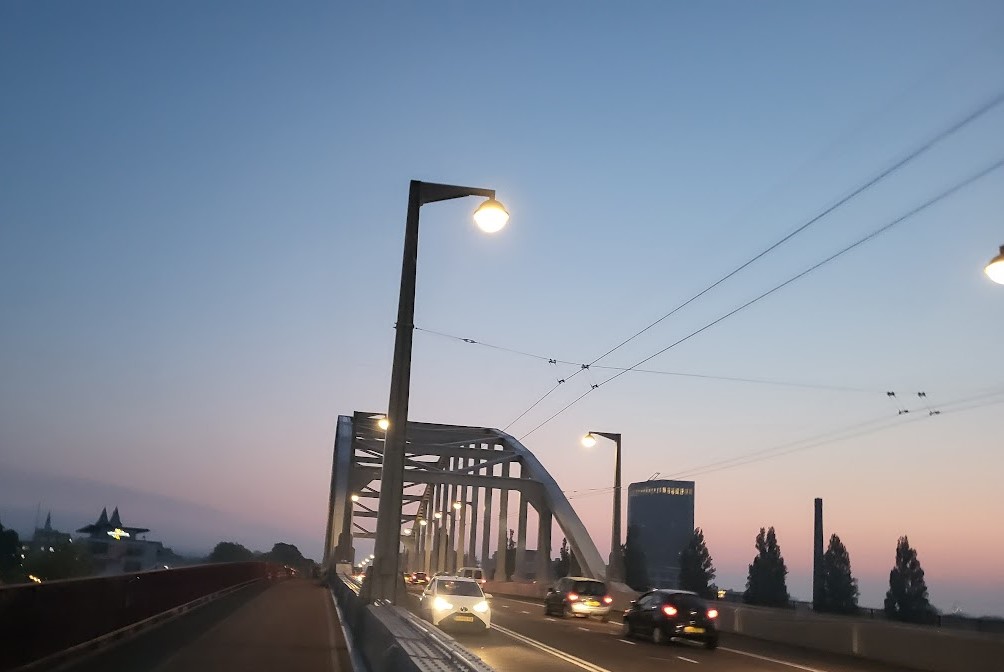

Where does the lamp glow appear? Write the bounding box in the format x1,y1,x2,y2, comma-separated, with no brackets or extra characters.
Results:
985,245,1004,285
453,501,462,510
473,198,509,233
434,511,442,519
419,519,428,526
377,417,390,430
581,433,597,448
350,494,360,502
403,529,412,536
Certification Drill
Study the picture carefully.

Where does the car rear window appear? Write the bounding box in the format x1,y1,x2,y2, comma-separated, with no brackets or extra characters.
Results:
436,580,483,596
573,581,606,596
664,594,707,611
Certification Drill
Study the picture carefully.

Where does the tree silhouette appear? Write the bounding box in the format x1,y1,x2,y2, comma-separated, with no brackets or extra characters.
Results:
552,537,571,578
679,528,716,598
504,529,517,580
818,534,858,614
267,542,305,566
0,523,23,584
884,536,937,624
23,542,93,581
623,524,649,591
744,526,790,607
208,541,254,563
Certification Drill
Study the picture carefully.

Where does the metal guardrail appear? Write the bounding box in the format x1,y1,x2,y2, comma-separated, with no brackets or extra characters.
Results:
0,562,287,671
329,573,495,672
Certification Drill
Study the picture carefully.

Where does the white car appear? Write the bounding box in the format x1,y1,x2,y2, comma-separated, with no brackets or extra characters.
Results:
419,576,492,632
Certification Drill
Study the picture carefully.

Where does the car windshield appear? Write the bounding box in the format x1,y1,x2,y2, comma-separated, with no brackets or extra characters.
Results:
573,581,606,596
436,580,483,596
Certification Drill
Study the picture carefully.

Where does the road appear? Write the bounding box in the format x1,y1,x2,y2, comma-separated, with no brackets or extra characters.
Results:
404,589,921,672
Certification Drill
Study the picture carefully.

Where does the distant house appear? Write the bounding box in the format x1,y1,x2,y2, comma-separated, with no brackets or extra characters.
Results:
30,512,72,552
76,507,166,574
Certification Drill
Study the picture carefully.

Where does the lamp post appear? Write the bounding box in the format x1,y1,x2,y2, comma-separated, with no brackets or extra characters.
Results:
582,432,623,582
985,244,1004,284
370,180,508,603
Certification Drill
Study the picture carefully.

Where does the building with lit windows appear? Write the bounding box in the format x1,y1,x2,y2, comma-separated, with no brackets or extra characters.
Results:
76,507,167,574
627,480,695,589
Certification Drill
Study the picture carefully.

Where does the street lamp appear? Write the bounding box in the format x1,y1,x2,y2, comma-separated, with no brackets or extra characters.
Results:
350,494,360,502
370,180,509,604
377,416,390,431
582,432,623,583
985,244,1004,284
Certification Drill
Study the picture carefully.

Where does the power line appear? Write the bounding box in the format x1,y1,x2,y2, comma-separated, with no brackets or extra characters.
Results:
517,157,1004,440
417,326,880,393
562,388,1004,498
503,89,1004,433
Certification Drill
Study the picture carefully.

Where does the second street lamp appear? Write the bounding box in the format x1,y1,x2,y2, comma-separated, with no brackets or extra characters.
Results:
582,431,623,583
370,180,509,604
985,244,1004,284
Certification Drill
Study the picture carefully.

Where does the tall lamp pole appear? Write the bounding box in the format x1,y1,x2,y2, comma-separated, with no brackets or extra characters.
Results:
582,432,623,582
370,180,508,603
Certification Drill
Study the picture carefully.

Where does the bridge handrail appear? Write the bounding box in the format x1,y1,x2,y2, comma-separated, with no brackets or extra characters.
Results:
329,573,496,672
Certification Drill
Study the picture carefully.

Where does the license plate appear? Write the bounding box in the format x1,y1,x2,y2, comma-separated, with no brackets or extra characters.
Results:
586,600,599,606
455,615,475,622
683,626,705,634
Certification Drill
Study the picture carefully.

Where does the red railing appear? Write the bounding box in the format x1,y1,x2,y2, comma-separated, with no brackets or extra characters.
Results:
0,562,288,670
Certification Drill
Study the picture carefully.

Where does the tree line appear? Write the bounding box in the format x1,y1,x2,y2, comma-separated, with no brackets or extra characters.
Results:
615,526,939,624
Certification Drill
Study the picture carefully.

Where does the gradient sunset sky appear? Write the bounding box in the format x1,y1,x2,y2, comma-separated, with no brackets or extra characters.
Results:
2,2,1002,616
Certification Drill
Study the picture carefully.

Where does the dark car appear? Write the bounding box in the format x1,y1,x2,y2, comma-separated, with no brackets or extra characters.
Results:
544,576,612,620
409,571,429,585
621,589,719,649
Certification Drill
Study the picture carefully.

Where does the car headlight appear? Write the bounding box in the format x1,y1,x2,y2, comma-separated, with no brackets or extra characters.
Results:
433,596,454,611
473,600,489,613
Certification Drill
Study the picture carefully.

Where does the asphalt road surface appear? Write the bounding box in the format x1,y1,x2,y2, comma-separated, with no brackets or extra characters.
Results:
405,589,923,672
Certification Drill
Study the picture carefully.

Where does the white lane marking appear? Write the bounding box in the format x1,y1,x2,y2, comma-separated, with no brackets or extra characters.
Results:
520,610,530,614
618,639,637,645
492,623,613,672
677,656,699,664
494,596,546,608
721,647,828,672
545,618,556,622
577,627,590,631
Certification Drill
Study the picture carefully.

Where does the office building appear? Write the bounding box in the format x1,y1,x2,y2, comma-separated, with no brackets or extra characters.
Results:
627,480,695,589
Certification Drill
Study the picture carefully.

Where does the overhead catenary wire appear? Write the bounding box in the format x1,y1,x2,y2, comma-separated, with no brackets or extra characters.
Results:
517,157,1004,440
416,326,882,393
502,89,1004,433
562,387,1004,498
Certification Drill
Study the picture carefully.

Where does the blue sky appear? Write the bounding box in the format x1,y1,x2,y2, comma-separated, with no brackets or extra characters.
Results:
2,2,1003,614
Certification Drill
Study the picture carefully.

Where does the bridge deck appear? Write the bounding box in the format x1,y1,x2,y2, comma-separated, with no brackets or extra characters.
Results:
58,579,348,672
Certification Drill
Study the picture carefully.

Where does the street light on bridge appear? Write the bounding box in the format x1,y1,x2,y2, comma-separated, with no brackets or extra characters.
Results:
582,432,623,583
985,244,1004,284
370,181,509,603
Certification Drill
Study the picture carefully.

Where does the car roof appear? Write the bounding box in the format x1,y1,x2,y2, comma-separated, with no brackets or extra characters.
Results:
432,575,478,582
564,576,605,582
652,589,700,596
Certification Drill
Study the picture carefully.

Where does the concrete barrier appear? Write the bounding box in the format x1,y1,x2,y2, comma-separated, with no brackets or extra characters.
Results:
484,581,1004,672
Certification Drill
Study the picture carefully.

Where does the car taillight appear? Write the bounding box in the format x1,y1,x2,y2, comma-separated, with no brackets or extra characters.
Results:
567,592,579,601
707,608,719,619
662,605,678,617
603,596,613,604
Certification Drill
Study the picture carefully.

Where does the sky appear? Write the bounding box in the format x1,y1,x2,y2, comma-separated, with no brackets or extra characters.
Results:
1,1,1003,616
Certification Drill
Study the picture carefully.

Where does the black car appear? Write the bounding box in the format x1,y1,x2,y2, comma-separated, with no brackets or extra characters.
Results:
621,589,719,649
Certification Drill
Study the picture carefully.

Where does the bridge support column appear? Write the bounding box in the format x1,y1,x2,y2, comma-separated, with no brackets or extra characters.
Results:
495,461,511,580
480,478,493,572
437,481,448,573
456,470,469,571
536,505,552,584
514,469,528,580
467,455,479,566
447,459,458,573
